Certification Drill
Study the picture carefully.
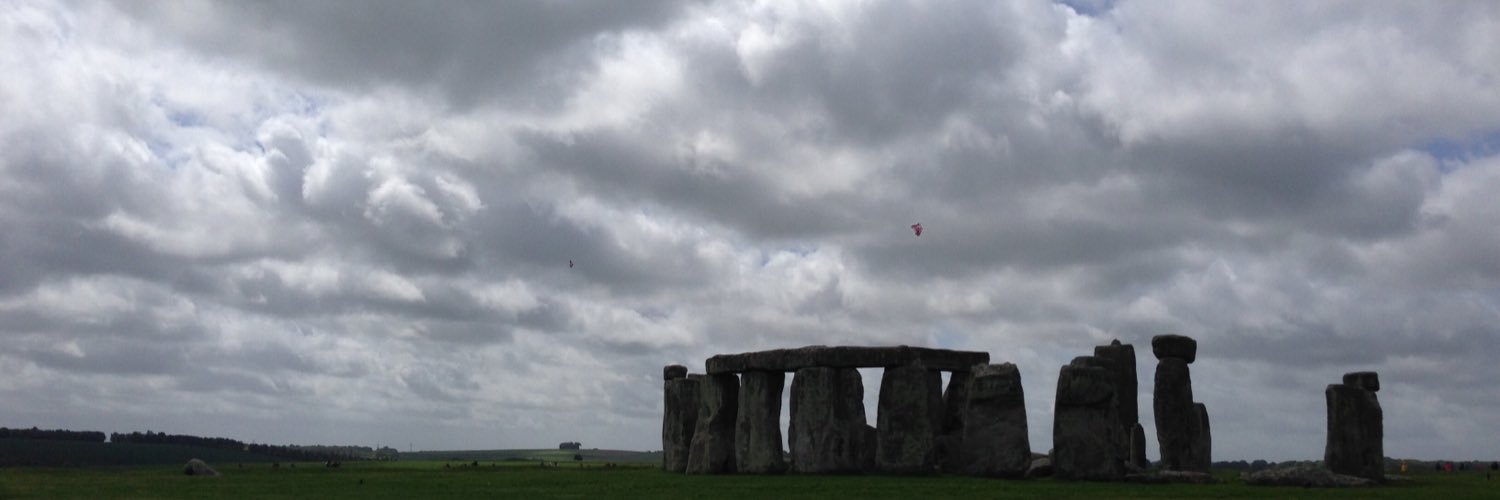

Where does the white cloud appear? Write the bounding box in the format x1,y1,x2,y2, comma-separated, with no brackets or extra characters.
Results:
1,0,1498,461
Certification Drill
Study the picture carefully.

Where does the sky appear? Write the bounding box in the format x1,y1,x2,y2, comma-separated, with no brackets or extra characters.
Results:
1,0,1497,461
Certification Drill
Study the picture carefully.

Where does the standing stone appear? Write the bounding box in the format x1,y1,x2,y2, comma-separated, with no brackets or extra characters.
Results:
1129,423,1148,470
1325,372,1383,482
1053,356,1124,480
936,370,972,472
1153,357,1195,471
662,370,702,472
686,373,739,474
1094,340,1138,469
1152,334,1207,473
876,363,944,474
1093,340,1139,430
789,367,871,474
735,370,786,474
959,363,1030,478
664,364,688,381
1189,403,1211,473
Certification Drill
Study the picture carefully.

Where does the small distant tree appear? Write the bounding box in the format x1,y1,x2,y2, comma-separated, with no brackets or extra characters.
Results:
573,453,583,462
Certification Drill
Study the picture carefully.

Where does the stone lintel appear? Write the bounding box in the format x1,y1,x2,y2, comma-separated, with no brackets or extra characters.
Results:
706,345,989,374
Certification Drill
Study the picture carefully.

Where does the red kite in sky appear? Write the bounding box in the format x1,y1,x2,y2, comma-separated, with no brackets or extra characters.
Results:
911,223,923,236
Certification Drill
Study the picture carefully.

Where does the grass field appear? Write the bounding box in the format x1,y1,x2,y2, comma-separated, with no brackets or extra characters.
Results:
2,460,1496,499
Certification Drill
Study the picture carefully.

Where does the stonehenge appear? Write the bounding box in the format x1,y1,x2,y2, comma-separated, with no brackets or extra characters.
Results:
1325,371,1383,482
677,345,989,476
1152,334,1210,473
663,338,1385,488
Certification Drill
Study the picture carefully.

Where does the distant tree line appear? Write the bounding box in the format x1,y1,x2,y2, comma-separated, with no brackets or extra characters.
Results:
109,430,371,462
559,441,582,450
1211,459,1274,471
0,427,106,443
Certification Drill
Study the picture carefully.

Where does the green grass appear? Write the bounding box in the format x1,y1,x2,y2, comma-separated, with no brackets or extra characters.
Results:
1,462,1496,499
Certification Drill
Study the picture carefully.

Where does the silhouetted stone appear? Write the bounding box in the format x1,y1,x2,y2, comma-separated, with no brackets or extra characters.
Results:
1152,357,1194,470
1124,470,1220,484
1053,357,1124,480
686,373,739,474
1342,371,1380,392
959,363,1030,478
1244,464,1375,487
1093,340,1139,429
661,374,702,472
1026,456,1053,478
936,370,972,472
735,371,786,474
876,364,943,474
1189,403,1211,472
664,364,688,381
1150,335,1196,363
706,345,988,374
789,367,870,474
1129,423,1148,470
184,458,219,476
1326,375,1383,482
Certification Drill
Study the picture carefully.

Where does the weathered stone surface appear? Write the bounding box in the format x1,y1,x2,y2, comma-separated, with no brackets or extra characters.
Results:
184,458,219,476
686,374,739,474
661,376,702,472
1188,403,1211,473
959,363,1030,478
1342,371,1380,392
706,345,988,374
1129,423,1148,470
735,371,786,474
1243,465,1376,487
1059,357,1116,405
936,370,972,472
1025,456,1053,478
859,424,877,473
1053,358,1124,480
1093,340,1139,429
664,364,688,381
1151,334,1197,363
876,364,943,474
1326,381,1383,482
1124,470,1220,484
1153,356,1198,472
789,367,871,474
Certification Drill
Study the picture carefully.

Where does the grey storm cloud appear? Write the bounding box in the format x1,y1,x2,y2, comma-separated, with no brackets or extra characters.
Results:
1,0,1498,460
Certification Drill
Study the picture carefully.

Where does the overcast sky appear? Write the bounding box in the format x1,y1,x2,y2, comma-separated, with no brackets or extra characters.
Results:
2,0,1497,461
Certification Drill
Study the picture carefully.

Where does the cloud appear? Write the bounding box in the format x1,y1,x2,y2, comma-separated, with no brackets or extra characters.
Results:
1,0,1498,460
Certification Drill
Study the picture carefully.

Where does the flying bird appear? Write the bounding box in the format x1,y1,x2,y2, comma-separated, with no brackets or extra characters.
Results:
911,223,923,237
569,260,574,268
